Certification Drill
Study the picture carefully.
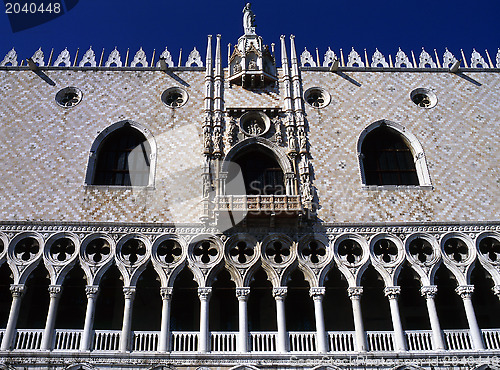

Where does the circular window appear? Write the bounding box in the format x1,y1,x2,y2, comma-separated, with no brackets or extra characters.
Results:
55,87,83,108
304,87,331,108
410,88,437,108
161,87,188,108
239,111,270,137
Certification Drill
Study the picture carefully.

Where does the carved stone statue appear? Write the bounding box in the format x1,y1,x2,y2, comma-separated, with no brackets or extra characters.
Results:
243,3,256,35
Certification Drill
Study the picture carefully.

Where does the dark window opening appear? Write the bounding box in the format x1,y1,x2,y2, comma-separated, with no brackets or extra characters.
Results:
323,267,353,331
94,266,124,330
361,126,419,186
17,264,50,329
471,264,500,329
55,264,87,329
209,269,238,331
229,148,285,195
397,262,430,330
286,269,315,331
93,126,151,186
248,268,276,331
132,263,161,331
434,265,468,329
0,263,13,328
360,265,392,331
171,267,199,331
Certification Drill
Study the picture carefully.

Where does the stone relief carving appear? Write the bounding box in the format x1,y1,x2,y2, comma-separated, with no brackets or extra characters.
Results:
105,47,122,67
54,48,71,67
79,47,97,67
0,48,18,66
418,48,436,68
186,47,203,67
300,47,316,67
470,48,489,68
323,47,337,67
130,47,148,67
442,48,458,69
394,47,412,68
371,48,389,67
156,47,174,67
347,47,365,67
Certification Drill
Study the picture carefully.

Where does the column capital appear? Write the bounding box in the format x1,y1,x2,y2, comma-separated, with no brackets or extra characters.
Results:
421,285,438,298
272,286,288,299
347,286,363,299
123,286,136,299
160,287,173,300
309,287,326,299
456,285,474,299
48,285,62,298
10,284,25,298
198,287,212,300
236,287,251,300
85,285,99,298
384,286,401,299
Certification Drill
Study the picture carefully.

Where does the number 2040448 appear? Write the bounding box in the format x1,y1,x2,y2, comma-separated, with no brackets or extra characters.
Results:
5,3,61,14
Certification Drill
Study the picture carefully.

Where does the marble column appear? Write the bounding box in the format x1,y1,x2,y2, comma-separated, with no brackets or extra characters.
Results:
310,287,327,353
236,287,250,352
273,287,288,352
456,285,484,350
119,286,136,352
384,286,406,351
420,285,445,350
41,285,63,350
198,287,212,353
158,287,173,352
347,286,366,352
1,284,25,350
80,285,99,351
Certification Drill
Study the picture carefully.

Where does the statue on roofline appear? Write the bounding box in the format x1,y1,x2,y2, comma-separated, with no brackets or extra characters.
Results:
243,3,256,35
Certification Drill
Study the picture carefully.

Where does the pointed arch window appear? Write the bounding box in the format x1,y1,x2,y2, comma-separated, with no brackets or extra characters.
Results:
91,126,151,186
361,126,419,186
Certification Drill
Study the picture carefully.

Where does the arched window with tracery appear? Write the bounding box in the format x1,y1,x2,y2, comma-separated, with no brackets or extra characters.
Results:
91,125,151,186
360,125,419,186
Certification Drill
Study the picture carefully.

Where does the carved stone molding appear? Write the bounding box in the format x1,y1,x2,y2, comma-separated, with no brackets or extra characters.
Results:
235,287,251,300
85,285,99,298
48,285,62,298
347,286,363,299
384,286,401,299
309,286,326,299
160,287,173,300
272,286,287,299
198,287,212,300
123,286,137,299
456,285,475,299
420,285,438,299
10,284,25,298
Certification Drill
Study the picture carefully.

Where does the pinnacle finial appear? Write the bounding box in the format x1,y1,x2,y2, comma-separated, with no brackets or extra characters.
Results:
243,3,256,35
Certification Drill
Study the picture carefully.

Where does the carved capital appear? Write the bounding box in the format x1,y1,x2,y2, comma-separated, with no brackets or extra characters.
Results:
420,285,438,299
347,286,363,300
309,287,326,300
160,287,173,300
123,286,136,299
48,285,62,298
384,286,401,300
85,285,99,298
456,285,474,299
198,287,212,300
236,287,251,300
10,284,25,298
272,287,287,299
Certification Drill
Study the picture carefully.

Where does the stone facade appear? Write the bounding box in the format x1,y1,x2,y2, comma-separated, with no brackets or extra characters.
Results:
0,4,500,370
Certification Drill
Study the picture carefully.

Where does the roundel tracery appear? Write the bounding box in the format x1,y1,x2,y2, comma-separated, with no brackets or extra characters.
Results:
477,234,500,264
370,234,404,266
81,234,113,265
188,235,223,267
45,233,78,264
441,233,474,265
406,234,438,266
335,236,365,266
10,233,43,263
225,234,258,267
117,235,149,266
152,235,184,266
298,236,329,266
262,235,294,266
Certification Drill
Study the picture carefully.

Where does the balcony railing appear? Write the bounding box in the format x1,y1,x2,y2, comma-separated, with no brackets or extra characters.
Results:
0,329,498,353
214,195,302,215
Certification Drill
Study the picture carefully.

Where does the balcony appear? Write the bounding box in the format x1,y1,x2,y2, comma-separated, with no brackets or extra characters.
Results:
214,195,302,216
3,329,500,353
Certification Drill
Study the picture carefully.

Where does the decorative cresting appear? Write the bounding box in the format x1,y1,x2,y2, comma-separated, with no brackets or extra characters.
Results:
228,3,277,88
54,48,71,67
0,48,18,66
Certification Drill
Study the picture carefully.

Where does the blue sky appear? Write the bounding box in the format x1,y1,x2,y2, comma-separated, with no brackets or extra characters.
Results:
1,0,499,65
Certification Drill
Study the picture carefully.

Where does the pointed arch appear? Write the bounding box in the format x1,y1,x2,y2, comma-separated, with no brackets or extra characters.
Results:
357,120,431,187
85,120,157,187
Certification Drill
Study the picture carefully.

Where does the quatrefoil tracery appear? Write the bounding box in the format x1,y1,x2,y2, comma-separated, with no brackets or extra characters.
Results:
193,240,218,264
156,239,182,264
373,239,398,264
85,238,111,263
120,238,147,264
14,237,39,262
444,238,469,263
479,237,500,263
266,241,290,264
49,238,75,262
408,238,434,264
302,241,326,264
338,239,363,265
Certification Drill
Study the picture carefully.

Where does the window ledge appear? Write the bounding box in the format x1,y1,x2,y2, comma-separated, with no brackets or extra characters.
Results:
84,184,155,190
362,185,433,191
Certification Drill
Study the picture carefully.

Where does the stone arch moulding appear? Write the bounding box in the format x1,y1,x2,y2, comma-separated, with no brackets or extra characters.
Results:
221,137,295,195
84,120,157,187
357,119,432,188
